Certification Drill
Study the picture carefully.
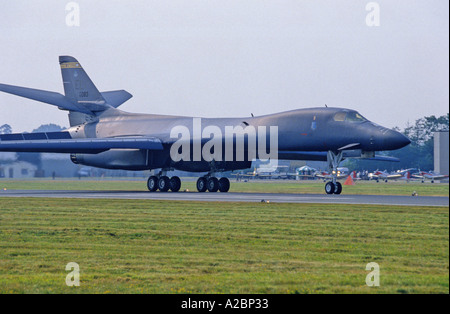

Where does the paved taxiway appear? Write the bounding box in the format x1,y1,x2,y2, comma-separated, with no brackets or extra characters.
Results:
1,190,448,207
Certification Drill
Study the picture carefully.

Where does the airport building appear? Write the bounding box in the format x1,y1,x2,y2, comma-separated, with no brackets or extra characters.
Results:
434,131,449,175
0,160,37,179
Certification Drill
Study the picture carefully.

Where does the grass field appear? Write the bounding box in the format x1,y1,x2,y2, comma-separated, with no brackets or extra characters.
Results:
0,178,448,196
0,198,448,294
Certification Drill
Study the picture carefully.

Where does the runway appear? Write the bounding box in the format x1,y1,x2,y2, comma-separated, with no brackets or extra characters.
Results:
1,189,448,207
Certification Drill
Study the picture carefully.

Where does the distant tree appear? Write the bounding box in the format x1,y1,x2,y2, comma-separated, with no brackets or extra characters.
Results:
393,113,449,170
0,124,12,134
32,124,65,133
404,114,449,146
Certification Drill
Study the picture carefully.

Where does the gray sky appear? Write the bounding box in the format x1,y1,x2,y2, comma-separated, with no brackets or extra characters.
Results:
0,0,448,132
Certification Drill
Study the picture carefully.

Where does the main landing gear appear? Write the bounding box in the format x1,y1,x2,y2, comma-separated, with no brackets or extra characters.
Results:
146,170,230,193
325,150,343,195
196,162,230,193
196,176,230,193
147,171,181,192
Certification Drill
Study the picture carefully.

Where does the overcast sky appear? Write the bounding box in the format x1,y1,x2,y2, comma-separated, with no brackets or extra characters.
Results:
0,0,448,132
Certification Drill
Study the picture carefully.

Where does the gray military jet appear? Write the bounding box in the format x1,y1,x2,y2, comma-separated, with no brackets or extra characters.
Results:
0,56,410,194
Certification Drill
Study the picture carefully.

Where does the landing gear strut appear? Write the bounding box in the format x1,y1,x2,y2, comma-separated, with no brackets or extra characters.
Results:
325,150,343,195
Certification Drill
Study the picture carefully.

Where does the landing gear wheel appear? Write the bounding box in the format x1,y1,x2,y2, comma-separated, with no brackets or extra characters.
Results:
207,177,219,192
147,176,158,192
158,176,170,192
218,177,230,192
334,182,342,195
197,177,207,192
325,182,335,195
169,176,181,192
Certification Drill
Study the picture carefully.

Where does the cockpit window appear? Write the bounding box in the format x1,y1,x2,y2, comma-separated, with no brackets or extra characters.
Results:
333,112,347,122
333,111,367,123
346,111,367,123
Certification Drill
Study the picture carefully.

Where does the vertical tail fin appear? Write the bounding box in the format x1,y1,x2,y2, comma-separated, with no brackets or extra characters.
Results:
59,56,133,126
59,56,107,126
59,56,105,104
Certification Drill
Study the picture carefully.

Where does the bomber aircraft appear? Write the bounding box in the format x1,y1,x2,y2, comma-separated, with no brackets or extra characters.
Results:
0,56,410,194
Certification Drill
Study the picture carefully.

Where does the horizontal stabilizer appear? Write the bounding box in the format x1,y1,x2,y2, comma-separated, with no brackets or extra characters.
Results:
0,132,163,153
101,90,133,108
0,83,94,115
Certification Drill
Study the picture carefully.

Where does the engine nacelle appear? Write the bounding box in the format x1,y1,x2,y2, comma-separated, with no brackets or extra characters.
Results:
70,149,150,170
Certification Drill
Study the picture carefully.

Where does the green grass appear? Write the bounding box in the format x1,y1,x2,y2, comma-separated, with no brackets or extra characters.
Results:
0,198,448,294
0,178,448,196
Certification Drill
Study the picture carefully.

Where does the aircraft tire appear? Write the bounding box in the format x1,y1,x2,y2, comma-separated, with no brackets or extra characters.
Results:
158,176,170,192
218,177,230,192
334,182,342,194
147,176,158,192
207,177,219,192
325,182,335,195
196,177,207,192
169,176,181,192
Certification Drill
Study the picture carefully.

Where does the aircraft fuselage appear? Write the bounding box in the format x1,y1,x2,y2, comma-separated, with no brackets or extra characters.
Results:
69,107,410,172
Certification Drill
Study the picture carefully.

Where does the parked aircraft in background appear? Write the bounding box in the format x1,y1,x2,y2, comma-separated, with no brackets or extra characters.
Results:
369,170,403,182
412,171,449,183
77,167,91,177
0,56,410,194
369,169,418,182
315,167,349,182
233,164,290,180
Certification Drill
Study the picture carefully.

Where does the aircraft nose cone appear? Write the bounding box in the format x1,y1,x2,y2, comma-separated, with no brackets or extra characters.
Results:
386,130,411,150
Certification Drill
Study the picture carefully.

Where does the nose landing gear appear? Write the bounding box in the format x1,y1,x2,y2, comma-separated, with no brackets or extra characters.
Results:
325,150,344,195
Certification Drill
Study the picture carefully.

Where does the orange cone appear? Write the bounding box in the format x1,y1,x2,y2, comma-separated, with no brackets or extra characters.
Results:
344,175,355,185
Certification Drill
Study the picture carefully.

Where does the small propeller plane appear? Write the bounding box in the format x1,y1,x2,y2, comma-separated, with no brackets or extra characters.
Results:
412,171,449,183
369,170,404,182
369,169,419,183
